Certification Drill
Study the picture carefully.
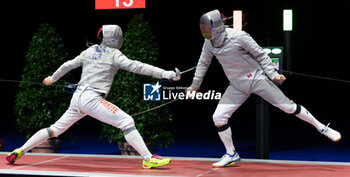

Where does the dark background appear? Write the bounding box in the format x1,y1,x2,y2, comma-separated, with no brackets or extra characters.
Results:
1,0,349,153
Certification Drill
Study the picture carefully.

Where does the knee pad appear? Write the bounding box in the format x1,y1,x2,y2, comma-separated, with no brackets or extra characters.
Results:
46,127,56,138
122,126,137,136
216,123,230,132
293,104,301,115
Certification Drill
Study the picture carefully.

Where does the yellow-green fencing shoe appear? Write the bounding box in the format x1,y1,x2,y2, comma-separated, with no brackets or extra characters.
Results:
142,154,171,169
6,148,23,164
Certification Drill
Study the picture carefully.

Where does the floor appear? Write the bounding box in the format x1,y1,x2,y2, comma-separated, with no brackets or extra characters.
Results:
1,153,350,177
1,133,350,163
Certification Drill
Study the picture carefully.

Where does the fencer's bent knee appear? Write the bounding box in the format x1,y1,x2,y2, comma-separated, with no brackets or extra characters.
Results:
212,104,239,126
274,103,297,114
121,118,136,136
49,125,65,137
119,116,135,130
213,112,229,126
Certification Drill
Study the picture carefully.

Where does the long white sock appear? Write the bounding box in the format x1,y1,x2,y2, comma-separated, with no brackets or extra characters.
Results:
296,105,324,131
20,128,49,153
218,127,235,155
124,129,152,161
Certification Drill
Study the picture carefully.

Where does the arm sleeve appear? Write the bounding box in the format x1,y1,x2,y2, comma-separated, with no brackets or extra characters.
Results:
116,54,165,79
51,55,83,83
238,33,278,80
191,42,214,90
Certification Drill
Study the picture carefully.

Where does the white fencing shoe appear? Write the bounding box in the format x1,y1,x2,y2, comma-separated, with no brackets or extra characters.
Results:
321,123,341,142
212,152,241,168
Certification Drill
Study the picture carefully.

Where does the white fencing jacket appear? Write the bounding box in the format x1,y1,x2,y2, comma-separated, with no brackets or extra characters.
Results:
51,44,165,95
192,28,278,92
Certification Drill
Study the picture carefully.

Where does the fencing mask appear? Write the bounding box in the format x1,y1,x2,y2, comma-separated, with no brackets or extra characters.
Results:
98,25,123,49
199,10,227,47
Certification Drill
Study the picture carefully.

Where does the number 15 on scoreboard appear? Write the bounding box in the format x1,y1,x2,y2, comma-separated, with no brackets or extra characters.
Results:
95,0,146,9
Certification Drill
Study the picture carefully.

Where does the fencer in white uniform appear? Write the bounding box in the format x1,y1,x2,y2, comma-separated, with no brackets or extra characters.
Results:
7,25,178,168
187,10,342,168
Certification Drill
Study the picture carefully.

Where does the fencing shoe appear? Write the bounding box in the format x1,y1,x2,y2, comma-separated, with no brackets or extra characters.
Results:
321,123,341,142
142,154,171,169
212,152,241,168
6,148,23,164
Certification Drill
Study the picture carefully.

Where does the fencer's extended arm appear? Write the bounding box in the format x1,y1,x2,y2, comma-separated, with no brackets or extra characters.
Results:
238,33,278,80
116,54,165,79
51,55,83,83
191,42,214,90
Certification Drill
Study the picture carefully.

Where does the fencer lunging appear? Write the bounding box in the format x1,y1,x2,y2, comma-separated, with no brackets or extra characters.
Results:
6,25,179,168
187,10,341,168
